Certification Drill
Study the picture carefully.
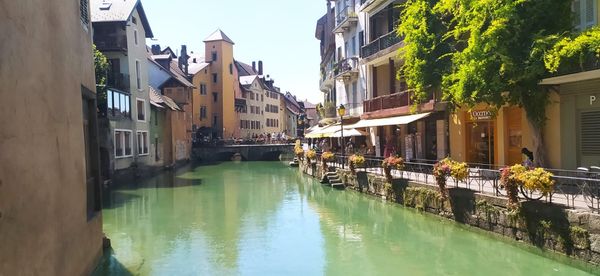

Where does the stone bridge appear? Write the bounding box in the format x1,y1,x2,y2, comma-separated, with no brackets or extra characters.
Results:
192,144,295,162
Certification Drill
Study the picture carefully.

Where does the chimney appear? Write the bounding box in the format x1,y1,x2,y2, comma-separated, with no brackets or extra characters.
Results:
179,45,189,75
252,61,256,73
258,60,263,76
151,44,161,55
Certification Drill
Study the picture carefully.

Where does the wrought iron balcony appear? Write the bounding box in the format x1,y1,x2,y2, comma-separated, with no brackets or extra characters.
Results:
334,57,359,80
94,35,127,52
361,30,402,58
334,6,358,33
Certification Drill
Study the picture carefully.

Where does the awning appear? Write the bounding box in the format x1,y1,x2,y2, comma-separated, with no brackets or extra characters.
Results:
305,124,341,138
344,113,431,129
330,128,368,138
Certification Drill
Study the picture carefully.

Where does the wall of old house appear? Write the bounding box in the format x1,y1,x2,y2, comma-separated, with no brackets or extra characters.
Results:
0,1,103,274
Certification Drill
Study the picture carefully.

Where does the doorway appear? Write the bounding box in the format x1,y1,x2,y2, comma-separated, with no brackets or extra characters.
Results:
466,121,495,165
505,108,523,166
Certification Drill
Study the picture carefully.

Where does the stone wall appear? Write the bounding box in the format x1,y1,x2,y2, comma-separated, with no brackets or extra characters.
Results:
301,165,600,267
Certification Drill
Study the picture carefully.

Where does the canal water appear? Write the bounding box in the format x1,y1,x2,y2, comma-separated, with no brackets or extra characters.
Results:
95,162,598,275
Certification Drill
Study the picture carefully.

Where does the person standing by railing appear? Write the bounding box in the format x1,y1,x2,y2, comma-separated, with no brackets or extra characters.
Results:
522,148,534,168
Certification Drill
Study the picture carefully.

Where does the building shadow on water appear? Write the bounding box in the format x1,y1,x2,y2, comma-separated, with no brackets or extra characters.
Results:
103,165,204,209
92,248,134,276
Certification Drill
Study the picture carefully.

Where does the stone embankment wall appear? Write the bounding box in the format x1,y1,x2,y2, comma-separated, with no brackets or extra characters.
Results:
300,162,600,267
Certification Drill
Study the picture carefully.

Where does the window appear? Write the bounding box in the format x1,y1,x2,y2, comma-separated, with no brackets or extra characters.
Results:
213,92,218,103
581,111,600,155
80,0,89,25
137,131,149,155
352,81,358,104
212,73,218,83
136,99,145,121
200,106,207,119
574,0,598,31
351,36,357,56
115,130,133,157
200,83,207,95
229,63,233,75
107,89,130,118
211,51,218,61
134,29,138,45
132,16,137,24
261,94,264,102
135,60,141,90
213,115,218,126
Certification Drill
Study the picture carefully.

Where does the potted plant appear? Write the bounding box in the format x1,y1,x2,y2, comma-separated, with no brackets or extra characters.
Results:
516,167,555,200
433,159,452,199
500,164,527,209
382,156,404,183
321,151,335,171
306,149,317,164
349,154,365,174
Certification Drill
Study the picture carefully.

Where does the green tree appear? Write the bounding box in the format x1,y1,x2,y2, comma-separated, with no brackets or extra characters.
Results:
397,0,589,166
93,44,109,87
93,44,109,115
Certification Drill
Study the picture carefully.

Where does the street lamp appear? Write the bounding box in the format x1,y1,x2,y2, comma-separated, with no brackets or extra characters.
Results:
338,104,346,168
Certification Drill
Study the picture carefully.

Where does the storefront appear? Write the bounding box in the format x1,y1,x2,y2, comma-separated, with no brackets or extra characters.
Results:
553,78,600,169
450,105,535,167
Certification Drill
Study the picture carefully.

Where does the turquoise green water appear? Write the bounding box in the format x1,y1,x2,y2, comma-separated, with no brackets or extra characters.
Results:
95,162,598,275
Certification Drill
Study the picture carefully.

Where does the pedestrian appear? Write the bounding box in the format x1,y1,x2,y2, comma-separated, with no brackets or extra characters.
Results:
521,148,534,168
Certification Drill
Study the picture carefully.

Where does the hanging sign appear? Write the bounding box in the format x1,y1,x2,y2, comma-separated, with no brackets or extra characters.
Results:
471,110,493,120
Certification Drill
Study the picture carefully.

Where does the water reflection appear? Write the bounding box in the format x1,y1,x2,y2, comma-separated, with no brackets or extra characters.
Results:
95,162,596,275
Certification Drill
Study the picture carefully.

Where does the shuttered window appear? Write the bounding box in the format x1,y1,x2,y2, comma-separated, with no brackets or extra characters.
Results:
573,0,598,31
581,111,600,155
80,0,89,25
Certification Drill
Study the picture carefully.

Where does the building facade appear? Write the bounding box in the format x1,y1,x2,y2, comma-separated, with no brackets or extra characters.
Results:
92,0,154,177
238,75,266,138
0,0,103,274
188,30,239,139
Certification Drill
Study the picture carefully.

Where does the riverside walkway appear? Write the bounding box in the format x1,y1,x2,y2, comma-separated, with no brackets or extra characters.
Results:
324,157,600,212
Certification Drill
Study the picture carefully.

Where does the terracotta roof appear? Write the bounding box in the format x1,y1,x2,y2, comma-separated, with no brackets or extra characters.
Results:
162,94,181,111
235,60,257,76
203,29,235,44
168,60,194,87
90,0,153,37
149,86,165,108
302,101,317,109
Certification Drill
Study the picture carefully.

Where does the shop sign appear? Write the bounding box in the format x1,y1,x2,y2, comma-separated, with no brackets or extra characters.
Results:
471,110,493,120
591,95,597,106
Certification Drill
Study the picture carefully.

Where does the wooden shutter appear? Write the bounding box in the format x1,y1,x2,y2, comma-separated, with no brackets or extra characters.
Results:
581,110,600,155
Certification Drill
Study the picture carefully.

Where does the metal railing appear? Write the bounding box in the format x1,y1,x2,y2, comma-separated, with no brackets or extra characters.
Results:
334,57,359,77
311,153,600,212
94,35,127,51
361,31,402,58
336,6,358,26
107,72,130,93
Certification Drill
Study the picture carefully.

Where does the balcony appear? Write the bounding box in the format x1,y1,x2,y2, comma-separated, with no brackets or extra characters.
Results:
107,73,130,93
363,92,409,113
94,35,127,52
333,6,358,33
363,90,436,114
361,30,402,59
319,58,336,92
334,57,359,81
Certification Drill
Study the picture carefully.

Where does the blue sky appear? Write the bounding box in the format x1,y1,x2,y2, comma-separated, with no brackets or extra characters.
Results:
143,0,325,104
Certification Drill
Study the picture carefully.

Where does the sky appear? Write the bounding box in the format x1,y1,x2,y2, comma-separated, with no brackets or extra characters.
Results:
143,0,325,104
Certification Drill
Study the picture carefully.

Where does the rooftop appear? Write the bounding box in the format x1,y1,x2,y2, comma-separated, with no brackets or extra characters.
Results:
203,29,235,44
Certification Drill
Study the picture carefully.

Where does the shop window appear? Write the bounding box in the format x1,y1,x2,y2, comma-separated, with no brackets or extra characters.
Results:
574,0,598,31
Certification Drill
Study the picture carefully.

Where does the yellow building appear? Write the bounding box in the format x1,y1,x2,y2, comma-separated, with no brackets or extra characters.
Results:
189,30,238,139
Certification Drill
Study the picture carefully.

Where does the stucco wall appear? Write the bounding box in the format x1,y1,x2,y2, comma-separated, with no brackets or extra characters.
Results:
0,1,103,274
